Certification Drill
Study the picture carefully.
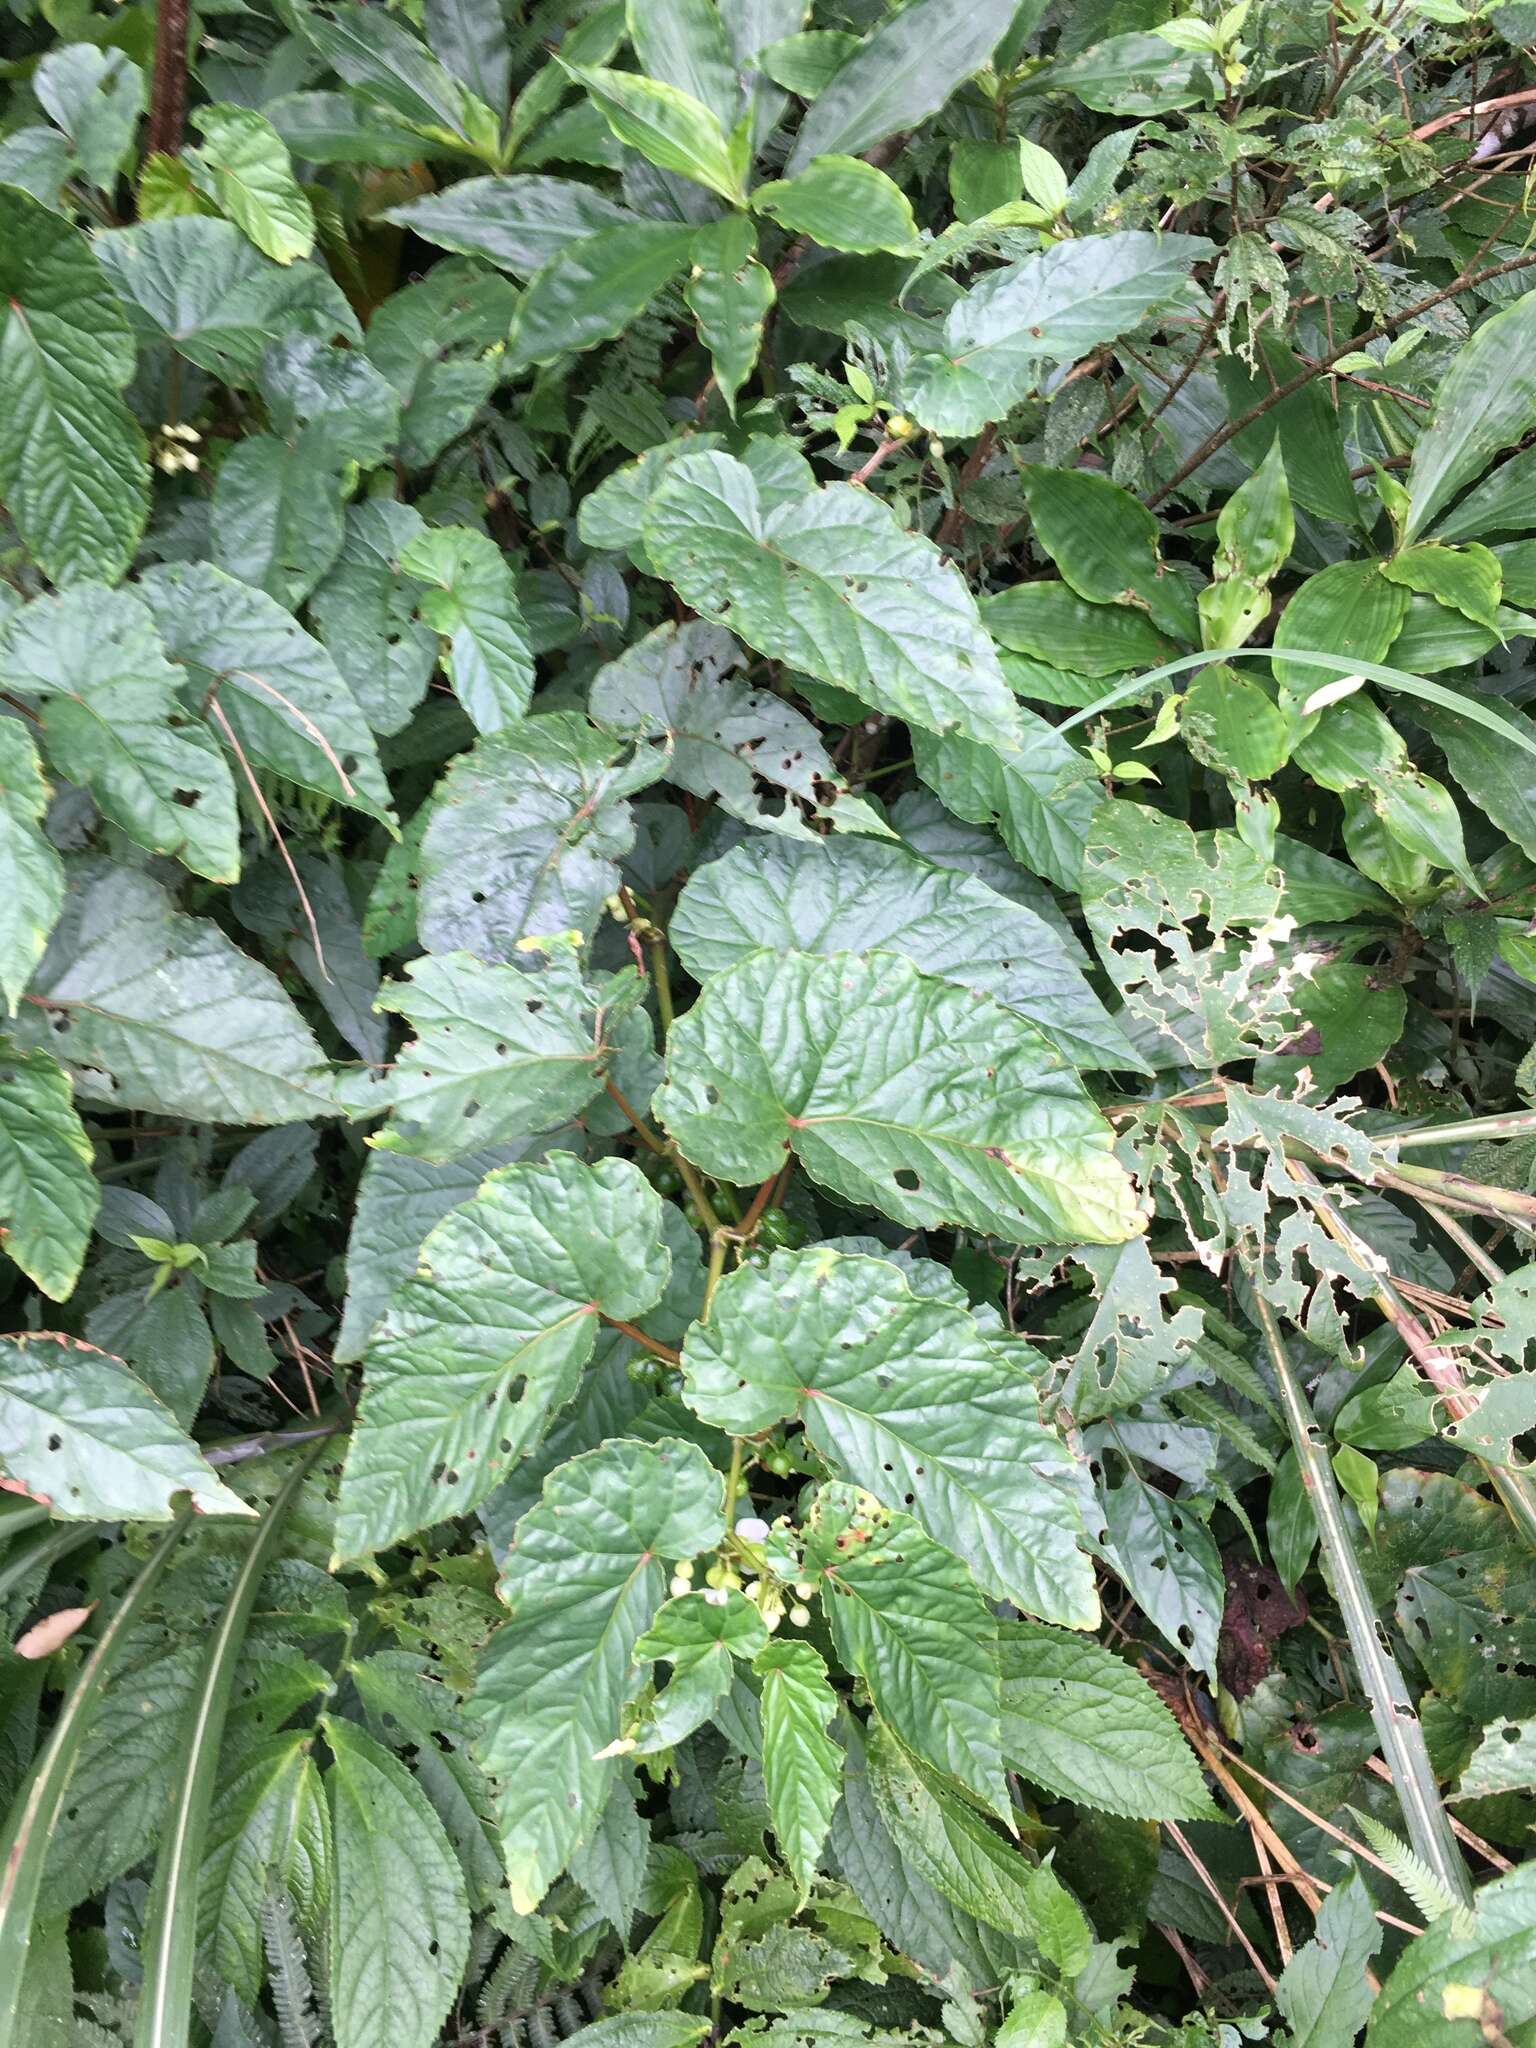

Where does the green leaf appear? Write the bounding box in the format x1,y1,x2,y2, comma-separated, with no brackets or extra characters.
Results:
629,0,738,126
0,185,148,585
325,1716,470,2048
655,949,1141,1245
189,105,316,265
364,259,513,464
984,580,1180,676
629,1587,765,1752
1181,665,1292,783
589,620,883,839
755,1640,841,1897
311,501,439,736
295,2,498,158
141,563,394,828
0,1332,249,1520
507,221,696,372
683,1248,1097,1625
469,1437,725,1912
863,1719,1080,1945
417,712,663,959
1217,333,1358,528
904,233,1210,437
201,1735,330,2003
95,216,359,382
1020,467,1194,641
998,1622,1216,1820
1101,1477,1222,1679
384,175,635,275
1382,543,1502,632
1037,32,1207,115
686,215,775,417
911,709,1101,891
334,1156,669,1559
0,720,63,1014
571,65,744,201
32,44,144,195
425,0,511,122
752,155,918,254
1365,1862,1536,2046
400,525,534,733
0,1041,97,1301
2,584,241,883
1275,1866,1381,2048
642,451,1019,748
372,951,605,1162
210,434,346,609
784,0,1018,174
14,860,337,1126
1268,1447,1318,1594
804,1484,1006,1811
1404,293,1536,543
1453,1716,1536,1800
670,832,1141,1073
561,2022,708,2048
1415,697,1536,864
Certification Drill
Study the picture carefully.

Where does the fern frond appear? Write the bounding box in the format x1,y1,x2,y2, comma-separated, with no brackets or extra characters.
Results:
1351,1810,1476,1937
262,1895,323,2048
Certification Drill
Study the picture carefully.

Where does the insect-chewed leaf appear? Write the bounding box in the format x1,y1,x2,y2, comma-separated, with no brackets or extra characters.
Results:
0,1332,251,1520
654,949,1143,1246
371,950,607,1162
671,834,1143,1073
641,451,1020,749
325,1715,470,2048
416,712,666,959
334,1156,670,1560
684,1249,1097,1626
469,1437,725,1914
803,1484,1007,1813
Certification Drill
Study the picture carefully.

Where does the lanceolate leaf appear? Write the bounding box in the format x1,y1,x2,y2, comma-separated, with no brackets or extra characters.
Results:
0,1041,98,1301
0,720,63,1015
1275,1866,1380,2048
469,1438,725,1912
0,1333,251,1520
683,1249,1098,1626
655,948,1141,1245
803,1484,1007,1812
642,451,1020,749
670,834,1142,1072
334,1157,671,1560
325,1716,470,2048
998,1622,1216,1820
507,223,696,373
384,175,636,274
201,1735,330,2005
0,185,148,586
755,1640,842,1896
1405,292,1536,544
15,861,337,1126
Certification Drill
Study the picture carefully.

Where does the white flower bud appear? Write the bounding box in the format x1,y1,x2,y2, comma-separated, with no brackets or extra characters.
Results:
735,1515,770,1543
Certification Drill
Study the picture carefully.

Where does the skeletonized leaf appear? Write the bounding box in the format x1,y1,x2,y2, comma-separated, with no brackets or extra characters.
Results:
0,1332,251,1520
0,1041,98,1302
642,451,1019,749
469,1438,725,1912
654,949,1141,1246
683,1249,1097,1626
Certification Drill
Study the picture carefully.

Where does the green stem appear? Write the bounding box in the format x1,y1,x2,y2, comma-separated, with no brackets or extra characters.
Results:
1413,1197,1506,1289
702,1233,729,1321
0,1515,192,2048
0,1522,104,1606
1393,1110,1536,1150
134,1448,324,2048
1251,1292,1472,1907
647,930,675,1038
722,1437,745,1531
1384,1160,1536,1232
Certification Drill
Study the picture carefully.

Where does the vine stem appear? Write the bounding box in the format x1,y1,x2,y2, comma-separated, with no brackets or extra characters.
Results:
1251,1290,1473,1907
